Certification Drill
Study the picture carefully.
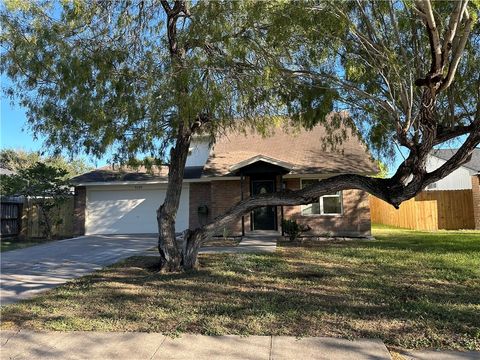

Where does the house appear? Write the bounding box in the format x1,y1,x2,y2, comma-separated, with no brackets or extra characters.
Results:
425,148,480,190
71,122,378,238
425,148,480,230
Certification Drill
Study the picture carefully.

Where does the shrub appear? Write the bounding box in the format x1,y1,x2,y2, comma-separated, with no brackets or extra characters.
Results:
282,219,309,241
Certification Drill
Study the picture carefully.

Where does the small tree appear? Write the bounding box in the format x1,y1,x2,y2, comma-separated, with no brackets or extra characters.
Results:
0,149,92,177
1,162,71,239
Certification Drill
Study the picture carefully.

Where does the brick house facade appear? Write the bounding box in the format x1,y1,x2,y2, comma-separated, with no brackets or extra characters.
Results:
187,177,371,237
72,119,378,237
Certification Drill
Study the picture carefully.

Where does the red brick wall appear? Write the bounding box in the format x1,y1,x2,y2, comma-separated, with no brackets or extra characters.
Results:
189,183,212,229
189,177,371,237
282,178,371,237
210,179,250,236
472,175,480,230
73,186,86,236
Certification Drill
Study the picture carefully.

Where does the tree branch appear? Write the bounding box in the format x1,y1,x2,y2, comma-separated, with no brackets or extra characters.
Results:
199,174,389,239
441,0,467,68
434,123,474,145
426,120,480,184
416,0,443,75
438,8,472,92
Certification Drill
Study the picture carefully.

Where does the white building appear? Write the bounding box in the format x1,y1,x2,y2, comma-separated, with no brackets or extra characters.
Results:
426,148,480,190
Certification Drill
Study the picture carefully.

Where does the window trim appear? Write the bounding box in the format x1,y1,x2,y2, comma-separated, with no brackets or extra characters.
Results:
300,179,343,216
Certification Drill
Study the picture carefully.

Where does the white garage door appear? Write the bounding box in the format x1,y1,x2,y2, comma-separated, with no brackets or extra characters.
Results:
86,185,189,234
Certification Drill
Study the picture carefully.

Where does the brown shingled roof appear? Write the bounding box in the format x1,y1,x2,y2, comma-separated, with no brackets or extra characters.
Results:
72,165,203,184
203,122,378,177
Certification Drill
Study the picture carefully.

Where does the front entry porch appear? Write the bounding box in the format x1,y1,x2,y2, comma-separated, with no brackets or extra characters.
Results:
231,155,293,237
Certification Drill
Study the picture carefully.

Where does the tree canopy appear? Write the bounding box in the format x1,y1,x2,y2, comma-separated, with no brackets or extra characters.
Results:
2,1,478,164
1,1,337,164
2,0,479,270
0,148,92,178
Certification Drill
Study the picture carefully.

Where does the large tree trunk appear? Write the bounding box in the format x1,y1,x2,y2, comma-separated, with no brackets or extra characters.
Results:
157,124,194,272
157,1,197,271
156,117,209,271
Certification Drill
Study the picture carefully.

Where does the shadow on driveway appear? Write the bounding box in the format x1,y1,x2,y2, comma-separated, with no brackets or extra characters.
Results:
0,234,157,305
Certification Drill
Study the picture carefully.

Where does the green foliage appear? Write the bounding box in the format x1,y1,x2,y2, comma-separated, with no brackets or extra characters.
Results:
0,161,72,239
1,1,478,167
0,149,92,178
0,162,70,197
281,218,308,242
0,1,339,164
373,161,389,178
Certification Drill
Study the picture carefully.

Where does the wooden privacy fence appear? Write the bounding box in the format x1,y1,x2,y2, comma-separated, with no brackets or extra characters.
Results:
370,190,475,231
0,197,23,237
22,197,75,238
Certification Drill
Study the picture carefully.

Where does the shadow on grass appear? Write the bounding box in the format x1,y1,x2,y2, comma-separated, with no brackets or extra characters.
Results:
2,233,480,351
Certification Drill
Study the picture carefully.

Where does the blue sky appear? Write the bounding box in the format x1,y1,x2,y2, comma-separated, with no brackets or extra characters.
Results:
1,92,407,174
0,78,408,176
0,96,107,168
0,75,466,176
1,97,42,152
1,75,107,167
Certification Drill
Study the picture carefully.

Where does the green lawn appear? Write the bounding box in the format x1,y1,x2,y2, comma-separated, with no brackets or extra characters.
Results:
1,225,479,351
0,237,56,252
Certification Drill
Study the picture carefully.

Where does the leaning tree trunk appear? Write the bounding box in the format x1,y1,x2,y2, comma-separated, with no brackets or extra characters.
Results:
157,124,195,272
156,0,204,272
156,117,211,272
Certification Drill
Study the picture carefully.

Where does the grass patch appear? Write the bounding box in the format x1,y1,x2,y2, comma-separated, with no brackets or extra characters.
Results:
0,237,58,252
1,225,479,350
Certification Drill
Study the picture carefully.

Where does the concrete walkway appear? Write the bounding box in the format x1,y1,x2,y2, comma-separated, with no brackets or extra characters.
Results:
0,330,392,359
200,230,278,254
1,234,157,305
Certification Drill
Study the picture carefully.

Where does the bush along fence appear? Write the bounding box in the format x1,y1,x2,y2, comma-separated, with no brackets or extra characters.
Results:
0,196,74,239
370,189,477,231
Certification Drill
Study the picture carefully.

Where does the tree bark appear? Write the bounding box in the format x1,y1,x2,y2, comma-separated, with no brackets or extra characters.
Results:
157,124,193,272
157,117,208,271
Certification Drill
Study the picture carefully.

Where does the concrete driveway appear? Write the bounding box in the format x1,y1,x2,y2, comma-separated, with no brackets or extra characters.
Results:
0,234,157,305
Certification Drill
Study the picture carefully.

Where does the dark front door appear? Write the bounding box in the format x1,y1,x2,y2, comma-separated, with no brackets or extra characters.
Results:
252,180,276,230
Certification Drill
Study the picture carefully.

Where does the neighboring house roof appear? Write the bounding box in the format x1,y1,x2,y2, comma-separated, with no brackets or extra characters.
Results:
0,167,15,175
202,122,378,177
431,148,480,173
72,165,203,184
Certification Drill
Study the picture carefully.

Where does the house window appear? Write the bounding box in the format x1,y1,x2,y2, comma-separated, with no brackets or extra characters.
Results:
300,179,343,215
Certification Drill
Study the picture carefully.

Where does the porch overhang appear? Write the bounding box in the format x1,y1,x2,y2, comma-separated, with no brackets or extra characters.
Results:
229,155,293,176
